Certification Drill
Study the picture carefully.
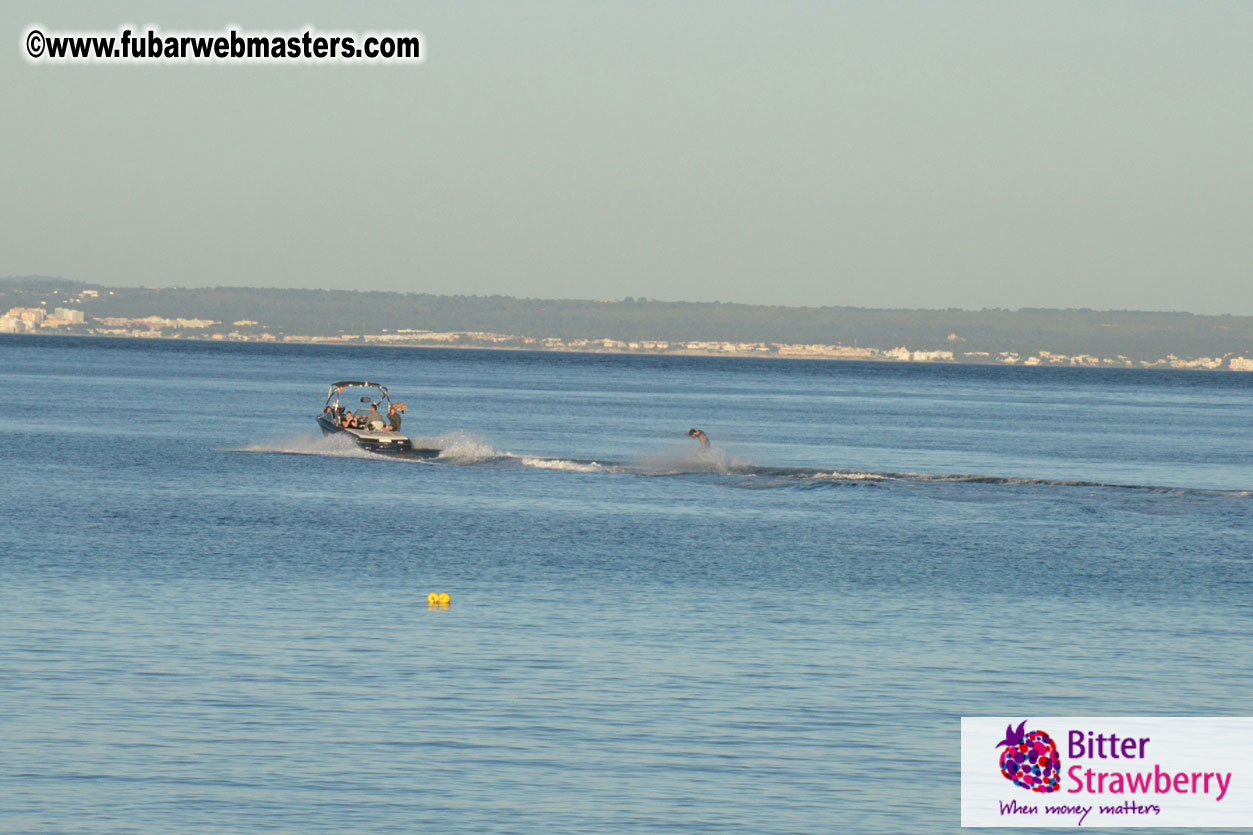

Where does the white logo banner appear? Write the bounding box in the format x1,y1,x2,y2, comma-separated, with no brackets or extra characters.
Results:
961,717,1253,827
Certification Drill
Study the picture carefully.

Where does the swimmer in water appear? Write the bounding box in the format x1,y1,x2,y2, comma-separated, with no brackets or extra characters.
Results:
687,428,710,449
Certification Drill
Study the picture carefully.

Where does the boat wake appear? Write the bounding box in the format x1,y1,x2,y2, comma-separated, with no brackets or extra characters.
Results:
422,432,502,464
424,433,613,473
228,433,1250,498
518,457,609,473
227,433,378,458
718,466,1251,497
629,446,743,476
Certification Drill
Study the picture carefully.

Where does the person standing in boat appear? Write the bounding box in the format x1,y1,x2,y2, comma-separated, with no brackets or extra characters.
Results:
364,402,384,429
387,402,405,433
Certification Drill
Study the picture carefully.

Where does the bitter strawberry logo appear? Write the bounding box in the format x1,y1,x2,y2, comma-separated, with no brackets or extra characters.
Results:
996,720,1061,793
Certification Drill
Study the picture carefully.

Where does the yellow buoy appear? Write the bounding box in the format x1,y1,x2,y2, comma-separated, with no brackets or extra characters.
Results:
438,592,451,605
427,592,439,605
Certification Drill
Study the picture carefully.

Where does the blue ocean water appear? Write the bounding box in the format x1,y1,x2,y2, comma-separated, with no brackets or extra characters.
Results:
1,334,1251,833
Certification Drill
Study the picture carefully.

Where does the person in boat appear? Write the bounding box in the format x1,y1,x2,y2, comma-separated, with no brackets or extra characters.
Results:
341,410,358,429
387,402,405,433
687,428,710,449
365,402,384,429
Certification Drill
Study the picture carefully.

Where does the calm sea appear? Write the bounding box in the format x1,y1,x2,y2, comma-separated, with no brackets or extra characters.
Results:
2,334,1251,833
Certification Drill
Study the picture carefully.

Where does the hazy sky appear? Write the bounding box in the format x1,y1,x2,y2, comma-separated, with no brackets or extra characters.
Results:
3,1,1251,313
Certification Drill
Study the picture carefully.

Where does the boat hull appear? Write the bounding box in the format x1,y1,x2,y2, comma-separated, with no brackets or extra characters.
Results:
316,416,440,458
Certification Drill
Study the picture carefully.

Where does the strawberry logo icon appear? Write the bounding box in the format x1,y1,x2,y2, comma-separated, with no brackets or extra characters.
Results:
995,720,1061,793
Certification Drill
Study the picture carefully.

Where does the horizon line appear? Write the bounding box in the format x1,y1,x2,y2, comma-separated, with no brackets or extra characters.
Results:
0,274,1244,319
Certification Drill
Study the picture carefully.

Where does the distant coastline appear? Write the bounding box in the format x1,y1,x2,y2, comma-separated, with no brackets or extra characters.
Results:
4,276,1253,371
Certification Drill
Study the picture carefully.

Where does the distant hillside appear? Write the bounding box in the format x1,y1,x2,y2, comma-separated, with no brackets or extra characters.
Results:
4,276,1253,361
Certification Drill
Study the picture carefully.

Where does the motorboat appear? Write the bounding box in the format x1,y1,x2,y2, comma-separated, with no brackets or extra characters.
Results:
316,381,439,457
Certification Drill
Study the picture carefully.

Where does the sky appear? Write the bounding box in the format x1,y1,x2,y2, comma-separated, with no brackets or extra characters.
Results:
3,1,1252,314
